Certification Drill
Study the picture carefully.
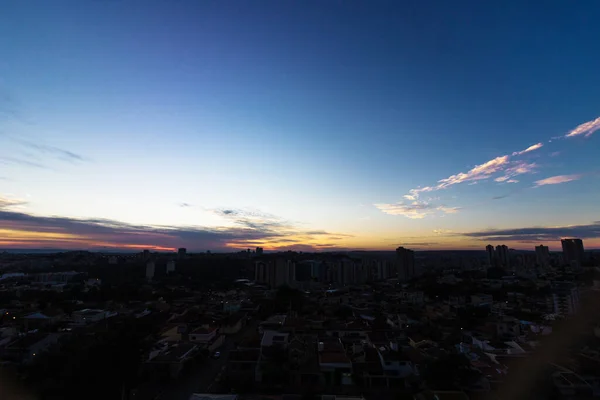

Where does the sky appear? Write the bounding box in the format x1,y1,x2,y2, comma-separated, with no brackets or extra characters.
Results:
1,0,600,252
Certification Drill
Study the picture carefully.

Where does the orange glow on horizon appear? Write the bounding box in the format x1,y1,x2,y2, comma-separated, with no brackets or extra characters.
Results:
0,228,599,252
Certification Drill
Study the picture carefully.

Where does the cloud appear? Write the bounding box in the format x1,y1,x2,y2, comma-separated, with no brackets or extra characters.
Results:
436,155,510,190
0,207,351,252
461,221,600,242
0,156,47,169
374,201,435,219
0,196,27,210
565,116,600,138
549,151,561,157
406,156,511,201
179,203,192,208
394,115,597,210
512,143,543,156
14,139,86,163
374,201,459,219
534,174,582,187
212,208,294,231
436,206,461,214
494,161,537,183
433,229,453,235
406,187,435,198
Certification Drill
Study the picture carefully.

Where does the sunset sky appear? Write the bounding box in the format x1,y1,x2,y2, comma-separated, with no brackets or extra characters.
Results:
1,1,599,252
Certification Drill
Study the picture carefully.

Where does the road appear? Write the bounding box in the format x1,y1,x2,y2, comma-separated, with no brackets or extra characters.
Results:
156,319,258,400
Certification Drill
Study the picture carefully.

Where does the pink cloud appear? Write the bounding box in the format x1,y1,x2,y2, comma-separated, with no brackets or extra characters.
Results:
566,116,600,138
493,161,537,183
534,174,582,187
512,142,543,156
436,155,510,190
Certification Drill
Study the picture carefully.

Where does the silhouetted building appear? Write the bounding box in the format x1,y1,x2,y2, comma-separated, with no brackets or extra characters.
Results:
177,248,187,259
295,261,313,282
535,245,550,268
256,247,264,255
495,245,509,268
254,260,269,284
166,260,176,274
311,260,328,282
486,245,495,266
396,246,415,280
145,262,155,282
562,238,585,267
547,282,580,315
254,259,295,287
334,258,357,286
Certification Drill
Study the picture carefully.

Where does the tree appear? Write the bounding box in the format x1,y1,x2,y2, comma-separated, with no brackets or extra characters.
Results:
274,286,305,312
422,353,481,390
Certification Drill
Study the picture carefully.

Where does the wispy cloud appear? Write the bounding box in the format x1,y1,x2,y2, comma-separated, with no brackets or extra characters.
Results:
382,116,598,218
436,206,461,214
14,139,86,163
0,156,47,169
406,156,511,201
179,202,192,208
462,221,600,242
512,143,543,156
534,174,582,187
0,196,28,210
494,161,537,182
436,155,510,189
565,116,600,138
549,151,561,157
374,200,460,219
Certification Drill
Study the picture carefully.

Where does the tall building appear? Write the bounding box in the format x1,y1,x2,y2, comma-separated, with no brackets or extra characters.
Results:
311,261,328,283
177,248,187,259
145,262,155,282
535,245,550,268
274,258,295,287
396,247,415,281
254,259,295,287
561,238,585,267
495,245,509,268
295,261,313,282
486,245,495,266
547,282,580,315
166,260,176,274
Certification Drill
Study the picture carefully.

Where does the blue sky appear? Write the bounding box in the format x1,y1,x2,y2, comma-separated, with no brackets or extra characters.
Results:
1,0,599,251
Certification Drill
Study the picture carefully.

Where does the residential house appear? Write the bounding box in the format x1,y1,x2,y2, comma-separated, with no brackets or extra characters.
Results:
227,348,260,387
318,337,353,386
189,326,224,353
145,341,199,378
1,332,65,364
71,309,117,326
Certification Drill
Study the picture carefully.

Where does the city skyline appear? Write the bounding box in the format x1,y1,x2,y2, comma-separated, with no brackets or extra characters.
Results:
1,1,600,252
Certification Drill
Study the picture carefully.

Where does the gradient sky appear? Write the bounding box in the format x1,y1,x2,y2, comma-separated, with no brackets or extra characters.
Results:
1,0,600,252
